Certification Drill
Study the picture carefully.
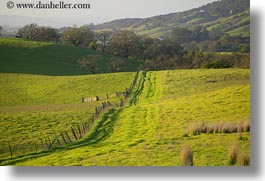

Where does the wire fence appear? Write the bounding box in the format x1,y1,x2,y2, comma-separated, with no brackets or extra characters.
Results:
0,71,141,159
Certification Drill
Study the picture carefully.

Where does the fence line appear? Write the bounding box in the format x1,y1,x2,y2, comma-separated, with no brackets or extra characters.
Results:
0,90,128,106
0,70,141,159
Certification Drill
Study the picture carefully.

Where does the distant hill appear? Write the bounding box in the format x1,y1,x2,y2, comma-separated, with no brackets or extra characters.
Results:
0,38,142,75
93,0,250,38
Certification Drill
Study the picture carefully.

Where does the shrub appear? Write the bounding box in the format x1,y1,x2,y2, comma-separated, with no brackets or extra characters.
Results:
227,142,240,165
180,144,193,166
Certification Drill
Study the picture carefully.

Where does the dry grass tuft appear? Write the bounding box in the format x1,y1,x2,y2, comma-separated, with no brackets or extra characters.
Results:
180,144,193,166
188,120,250,136
227,142,240,165
188,122,206,135
206,123,216,134
219,121,237,133
238,153,250,166
237,121,244,133
244,120,250,132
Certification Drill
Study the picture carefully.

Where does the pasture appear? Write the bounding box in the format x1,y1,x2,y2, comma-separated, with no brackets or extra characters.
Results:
0,69,250,166
0,38,142,75
0,72,136,158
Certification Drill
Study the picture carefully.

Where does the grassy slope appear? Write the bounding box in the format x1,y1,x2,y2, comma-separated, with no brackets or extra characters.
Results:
94,6,249,39
205,10,250,37
0,72,135,106
0,72,135,151
227,24,250,37
106,10,250,39
0,38,142,75
0,69,250,166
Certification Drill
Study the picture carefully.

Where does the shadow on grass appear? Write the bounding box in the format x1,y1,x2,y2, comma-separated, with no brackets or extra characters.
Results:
0,41,142,76
0,108,120,165
130,71,146,105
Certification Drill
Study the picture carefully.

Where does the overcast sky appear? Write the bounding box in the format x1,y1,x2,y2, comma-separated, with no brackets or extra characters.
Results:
0,0,217,27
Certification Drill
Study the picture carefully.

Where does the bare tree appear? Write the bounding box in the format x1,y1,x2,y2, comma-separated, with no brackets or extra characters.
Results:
95,31,112,52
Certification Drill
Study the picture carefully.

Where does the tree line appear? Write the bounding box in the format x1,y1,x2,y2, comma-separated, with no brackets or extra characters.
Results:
15,23,250,71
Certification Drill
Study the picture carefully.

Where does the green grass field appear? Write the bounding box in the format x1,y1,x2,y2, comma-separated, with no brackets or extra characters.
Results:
0,72,135,106
0,72,136,158
0,38,142,75
0,69,250,166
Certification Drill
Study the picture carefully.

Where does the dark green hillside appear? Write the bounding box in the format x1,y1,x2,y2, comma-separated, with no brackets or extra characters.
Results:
0,38,142,75
93,0,250,38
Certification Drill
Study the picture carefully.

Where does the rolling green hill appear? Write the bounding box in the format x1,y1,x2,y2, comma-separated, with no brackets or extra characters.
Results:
0,72,135,106
0,72,136,156
0,69,250,166
0,38,142,75
93,0,250,38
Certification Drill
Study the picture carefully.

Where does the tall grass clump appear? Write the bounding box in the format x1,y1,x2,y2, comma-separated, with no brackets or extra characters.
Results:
188,122,206,135
219,121,238,133
227,142,240,165
238,153,250,166
206,123,217,134
188,120,250,136
180,144,193,166
244,120,250,132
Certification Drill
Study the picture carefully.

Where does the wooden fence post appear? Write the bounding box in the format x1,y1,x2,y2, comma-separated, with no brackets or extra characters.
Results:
61,133,67,144
8,144,12,157
65,131,72,143
91,114,95,124
95,107,98,115
125,88,129,97
56,136,61,146
82,123,86,134
71,127,78,140
77,124,82,139
120,99,123,107
48,137,57,149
